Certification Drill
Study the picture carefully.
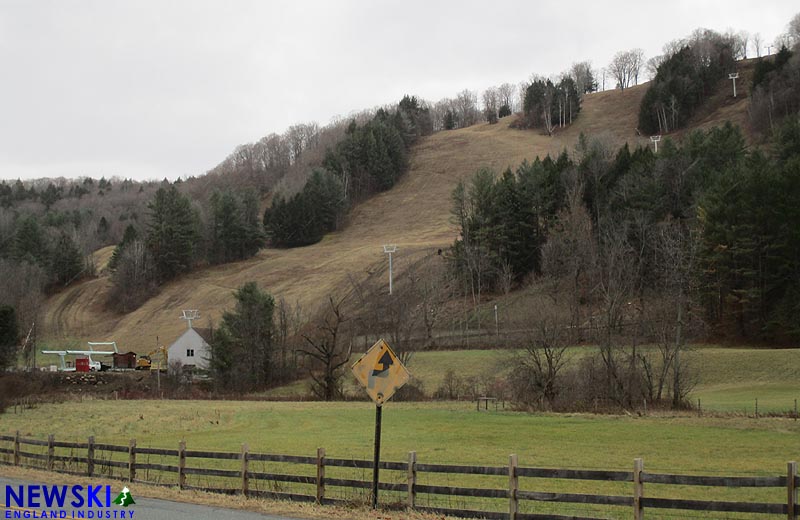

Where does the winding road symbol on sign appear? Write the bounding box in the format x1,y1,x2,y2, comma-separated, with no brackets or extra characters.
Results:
352,338,410,406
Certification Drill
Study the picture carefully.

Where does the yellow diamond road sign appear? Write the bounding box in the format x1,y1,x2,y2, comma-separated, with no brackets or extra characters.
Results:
351,339,410,406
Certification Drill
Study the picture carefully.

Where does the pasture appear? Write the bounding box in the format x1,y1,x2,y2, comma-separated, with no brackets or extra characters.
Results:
270,346,800,414
2,399,799,519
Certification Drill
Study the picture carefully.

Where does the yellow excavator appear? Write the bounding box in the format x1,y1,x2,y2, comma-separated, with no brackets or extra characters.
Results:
136,345,167,371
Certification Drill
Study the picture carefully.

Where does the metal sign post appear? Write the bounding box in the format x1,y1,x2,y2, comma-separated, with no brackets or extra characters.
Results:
371,404,382,508
352,339,410,509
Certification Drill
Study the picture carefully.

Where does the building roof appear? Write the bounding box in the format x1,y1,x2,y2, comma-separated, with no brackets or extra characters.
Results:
193,327,213,344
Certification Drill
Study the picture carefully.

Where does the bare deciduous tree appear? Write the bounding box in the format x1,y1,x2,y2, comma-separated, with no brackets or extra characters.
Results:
302,295,352,401
541,184,597,330
481,87,499,123
752,32,763,57
455,89,479,127
512,310,571,410
646,55,665,81
787,12,800,48
608,49,645,91
497,83,517,112
570,61,595,94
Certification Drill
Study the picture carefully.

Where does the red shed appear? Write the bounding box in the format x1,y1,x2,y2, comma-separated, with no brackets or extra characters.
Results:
75,358,90,372
113,351,137,369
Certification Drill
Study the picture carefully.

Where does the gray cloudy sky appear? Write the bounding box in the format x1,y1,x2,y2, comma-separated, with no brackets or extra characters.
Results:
1,0,797,182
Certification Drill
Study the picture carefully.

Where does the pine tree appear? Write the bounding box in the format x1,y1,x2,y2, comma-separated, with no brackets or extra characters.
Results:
50,232,84,286
108,224,139,271
146,186,198,281
210,282,276,391
14,216,48,266
0,305,18,371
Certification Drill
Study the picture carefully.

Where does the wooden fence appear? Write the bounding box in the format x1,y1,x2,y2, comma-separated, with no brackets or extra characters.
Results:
0,432,797,520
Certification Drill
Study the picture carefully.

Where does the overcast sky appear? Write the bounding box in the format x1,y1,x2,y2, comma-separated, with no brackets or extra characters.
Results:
0,1,797,182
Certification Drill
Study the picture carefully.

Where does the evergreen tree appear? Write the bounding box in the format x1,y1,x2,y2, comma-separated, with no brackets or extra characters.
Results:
50,232,84,286
146,186,198,281
40,183,61,209
444,110,456,130
210,282,276,391
0,305,18,371
14,216,48,266
264,170,344,247
108,224,139,271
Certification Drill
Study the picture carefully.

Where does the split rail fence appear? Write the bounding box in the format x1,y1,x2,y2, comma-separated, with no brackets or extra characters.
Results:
0,432,797,520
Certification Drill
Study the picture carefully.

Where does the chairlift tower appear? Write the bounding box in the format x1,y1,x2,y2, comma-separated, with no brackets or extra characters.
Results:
180,310,200,329
728,72,739,98
383,245,397,295
650,135,661,153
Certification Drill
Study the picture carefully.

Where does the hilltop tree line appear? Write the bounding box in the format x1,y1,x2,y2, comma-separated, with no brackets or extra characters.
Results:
518,77,582,134
263,96,427,247
450,119,800,410
452,118,800,340
639,30,736,134
107,185,264,312
750,45,800,133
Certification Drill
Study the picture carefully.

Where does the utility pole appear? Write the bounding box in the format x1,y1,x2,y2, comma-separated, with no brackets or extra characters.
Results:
156,335,160,396
383,245,397,295
32,322,36,372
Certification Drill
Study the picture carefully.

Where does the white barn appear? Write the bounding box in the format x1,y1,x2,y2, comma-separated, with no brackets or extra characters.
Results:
167,327,212,370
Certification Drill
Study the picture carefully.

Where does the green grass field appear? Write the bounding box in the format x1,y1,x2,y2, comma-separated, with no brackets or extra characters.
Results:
329,346,799,413
2,400,799,518
5,400,797,473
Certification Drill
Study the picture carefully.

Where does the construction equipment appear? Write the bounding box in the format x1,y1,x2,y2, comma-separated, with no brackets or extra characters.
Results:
42,341,118,372
136,345,167,371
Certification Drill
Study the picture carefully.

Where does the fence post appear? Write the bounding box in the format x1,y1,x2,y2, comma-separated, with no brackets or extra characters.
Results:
634,458,644,520
241,443,249,497
87,436,95,477
47,434,54,471
13,431,19,466
789,461,798,520
407,451,417,509
508,454,518,520
128,439,136,482
178,441,186,490
316,447,325,504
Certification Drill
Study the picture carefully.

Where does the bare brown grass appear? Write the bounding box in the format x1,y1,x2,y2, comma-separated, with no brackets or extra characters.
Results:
41,81,752,352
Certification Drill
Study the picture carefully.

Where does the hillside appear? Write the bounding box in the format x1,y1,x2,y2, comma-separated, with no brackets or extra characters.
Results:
41,75,754,352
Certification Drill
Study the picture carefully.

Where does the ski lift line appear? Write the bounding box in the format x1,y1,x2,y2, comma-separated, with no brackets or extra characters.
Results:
87,341,119,353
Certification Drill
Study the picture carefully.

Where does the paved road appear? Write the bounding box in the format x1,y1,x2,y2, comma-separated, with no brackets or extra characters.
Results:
1,477,297,520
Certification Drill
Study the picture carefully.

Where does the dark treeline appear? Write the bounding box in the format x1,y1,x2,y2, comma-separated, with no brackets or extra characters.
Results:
264,170,345,247
750,45,800,133
450,119,800,411
518,77,582,134
639,29,736,134
264,96,429,247
449,155,571,299
107,185,264,312
452,118,800,343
